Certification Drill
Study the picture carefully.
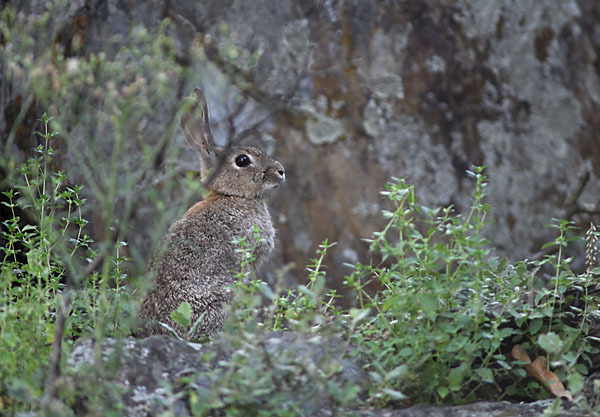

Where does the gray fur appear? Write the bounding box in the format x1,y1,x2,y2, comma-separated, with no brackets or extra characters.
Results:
138,90,285,339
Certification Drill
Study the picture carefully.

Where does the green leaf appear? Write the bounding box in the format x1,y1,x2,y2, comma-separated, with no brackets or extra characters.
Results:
386,365,408,381
575,363,588,375
171,302,192,329
475,367,494,383
447,337,466,353
158,322,184,341
349,307,370,323
529,318,543,334
568,372,584,394
398,347,413,358
369,371,383,384
538,332,563,355
542,306,554,317
420,294,438,317
495,359,511,370
436,385,449,399
540,241,556,250
448,363,468,391
382,296,397,312
382,388,407,401
188,311,206,339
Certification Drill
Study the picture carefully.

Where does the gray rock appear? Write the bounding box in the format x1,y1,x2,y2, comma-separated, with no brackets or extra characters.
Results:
67,332,365,417
357,400,575,417
66,333,589,417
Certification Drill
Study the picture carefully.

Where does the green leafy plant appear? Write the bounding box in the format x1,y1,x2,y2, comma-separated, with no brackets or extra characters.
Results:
270,239,341,332
215,165,600,410
163,301,208,342
225,230,340,334
344,167,599,406
0,114,132,412
183,331,362,417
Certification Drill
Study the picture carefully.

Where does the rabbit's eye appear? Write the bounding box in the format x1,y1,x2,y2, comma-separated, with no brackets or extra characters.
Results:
235,154,251,167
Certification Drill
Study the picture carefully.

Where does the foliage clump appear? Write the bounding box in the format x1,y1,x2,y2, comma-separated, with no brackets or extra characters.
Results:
344,168,600,406
0,114,133,412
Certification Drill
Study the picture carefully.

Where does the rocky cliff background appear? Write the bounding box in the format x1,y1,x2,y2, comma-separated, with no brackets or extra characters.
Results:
2,0,600,295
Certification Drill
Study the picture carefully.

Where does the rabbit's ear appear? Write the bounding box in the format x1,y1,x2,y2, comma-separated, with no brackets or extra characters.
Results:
180,88,218,177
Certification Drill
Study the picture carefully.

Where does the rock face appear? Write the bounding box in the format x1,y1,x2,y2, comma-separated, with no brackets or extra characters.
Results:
266,0,600,286
2,0,600,290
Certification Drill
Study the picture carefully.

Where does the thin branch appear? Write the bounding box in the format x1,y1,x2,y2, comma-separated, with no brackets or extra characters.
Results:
167,10,305,120
223,98,249,142
84,253,104,275
568,204,600,217
531,169,596,262
45,291,73,399
565,170,592,219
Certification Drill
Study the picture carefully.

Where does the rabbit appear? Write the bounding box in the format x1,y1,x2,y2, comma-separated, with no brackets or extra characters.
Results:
137,89,285,339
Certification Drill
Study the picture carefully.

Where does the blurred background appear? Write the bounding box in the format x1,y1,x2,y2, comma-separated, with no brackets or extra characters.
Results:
2,0,600,298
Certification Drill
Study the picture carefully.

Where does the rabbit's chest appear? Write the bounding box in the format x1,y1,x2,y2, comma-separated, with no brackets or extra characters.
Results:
197,197,276,264
251,223,276,263
230,214,275,264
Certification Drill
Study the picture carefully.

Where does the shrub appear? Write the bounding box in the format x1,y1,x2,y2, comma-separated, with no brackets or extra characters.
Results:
345,167,600,406
0,114,133,411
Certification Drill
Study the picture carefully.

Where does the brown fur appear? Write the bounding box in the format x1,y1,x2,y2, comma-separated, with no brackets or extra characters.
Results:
137,90,284,339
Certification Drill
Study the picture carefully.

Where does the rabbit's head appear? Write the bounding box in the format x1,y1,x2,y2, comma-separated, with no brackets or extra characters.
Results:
181,89,285,199
206,146,285,199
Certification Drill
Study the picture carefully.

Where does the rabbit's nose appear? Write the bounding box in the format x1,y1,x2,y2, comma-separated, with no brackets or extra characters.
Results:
271,161,285,181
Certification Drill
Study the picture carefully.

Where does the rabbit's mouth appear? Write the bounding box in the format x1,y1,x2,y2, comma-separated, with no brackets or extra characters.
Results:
257,167,285,189
263,178,284,190
265,181,282,190
265,174,285,189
